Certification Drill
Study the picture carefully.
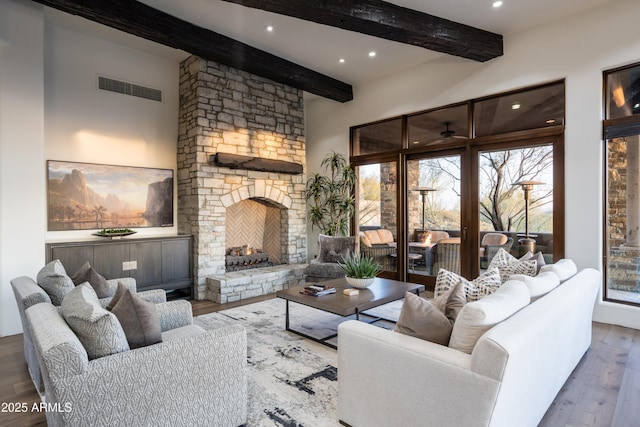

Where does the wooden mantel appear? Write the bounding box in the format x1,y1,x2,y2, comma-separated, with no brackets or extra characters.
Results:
210,153,304,175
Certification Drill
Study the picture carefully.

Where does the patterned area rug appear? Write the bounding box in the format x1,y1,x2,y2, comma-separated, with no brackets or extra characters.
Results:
194,297,403,427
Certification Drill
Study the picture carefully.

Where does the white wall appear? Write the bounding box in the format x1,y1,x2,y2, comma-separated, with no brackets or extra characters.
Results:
43,22,180,242
0,0,46,337
0,0,181,336
305,0,640,329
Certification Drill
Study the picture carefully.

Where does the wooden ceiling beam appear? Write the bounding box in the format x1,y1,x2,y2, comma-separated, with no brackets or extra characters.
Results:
32,0,354,102
221,0,503,62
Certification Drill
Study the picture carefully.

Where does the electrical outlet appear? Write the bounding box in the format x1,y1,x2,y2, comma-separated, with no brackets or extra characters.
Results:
122,261,137,271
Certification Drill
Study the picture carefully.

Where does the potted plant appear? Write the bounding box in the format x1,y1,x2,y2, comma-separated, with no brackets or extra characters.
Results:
305,151,356,236
338,251,383,289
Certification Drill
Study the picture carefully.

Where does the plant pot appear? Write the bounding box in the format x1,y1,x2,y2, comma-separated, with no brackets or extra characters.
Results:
345,276,375,289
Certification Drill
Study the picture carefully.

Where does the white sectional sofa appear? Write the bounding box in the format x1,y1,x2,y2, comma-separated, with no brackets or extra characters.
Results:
337,264,601,427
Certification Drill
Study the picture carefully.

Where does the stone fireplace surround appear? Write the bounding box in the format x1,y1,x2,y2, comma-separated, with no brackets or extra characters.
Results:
178,56,307,303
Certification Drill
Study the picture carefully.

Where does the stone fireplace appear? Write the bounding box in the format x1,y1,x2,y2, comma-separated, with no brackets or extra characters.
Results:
177,56,307,302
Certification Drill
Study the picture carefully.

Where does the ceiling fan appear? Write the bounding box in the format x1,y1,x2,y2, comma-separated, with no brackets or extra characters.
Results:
423,122,468,145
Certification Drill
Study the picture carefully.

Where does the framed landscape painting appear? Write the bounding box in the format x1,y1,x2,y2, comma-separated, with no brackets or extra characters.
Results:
47,160,174,231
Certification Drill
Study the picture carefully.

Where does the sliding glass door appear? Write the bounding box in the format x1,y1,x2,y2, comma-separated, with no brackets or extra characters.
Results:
477,144,554,270
407,154,462,282
356,160,399,278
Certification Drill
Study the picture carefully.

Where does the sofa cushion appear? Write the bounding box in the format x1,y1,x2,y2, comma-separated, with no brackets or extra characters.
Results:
539,258,578,282
449,280,530,354
71,263,111,299
394,284,465,345
520,251,547,273
481,233,508,246
61,283,130,359
36,259,75,306
111,289,162,349
434,267,502,302
509,271,560,300
364,229,395,245
317,234,355,263
488,248,537,283
359,231,372,247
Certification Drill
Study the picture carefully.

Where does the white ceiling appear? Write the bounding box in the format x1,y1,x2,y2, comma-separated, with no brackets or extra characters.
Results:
46,0,616,90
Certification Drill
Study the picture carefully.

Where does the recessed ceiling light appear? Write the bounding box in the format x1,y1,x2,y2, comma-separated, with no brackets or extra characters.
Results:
511,102,521,110
634,103,640,109
266,25,274,32
412,141,420,145
546,119,556,124
492,1,503,8
339,58,346,64
368,51,376,57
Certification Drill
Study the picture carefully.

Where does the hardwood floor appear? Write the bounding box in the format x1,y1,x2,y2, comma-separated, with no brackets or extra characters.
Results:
1,296,638,427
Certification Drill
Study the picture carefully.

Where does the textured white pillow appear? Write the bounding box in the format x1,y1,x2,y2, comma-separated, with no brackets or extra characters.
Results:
449,280,530,354
488,248,537,283
539,259,578,282
520,251,546,273
434,268,502,302
509,271,560,300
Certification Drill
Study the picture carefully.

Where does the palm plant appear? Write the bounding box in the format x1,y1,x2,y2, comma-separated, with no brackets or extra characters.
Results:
305,151,356,236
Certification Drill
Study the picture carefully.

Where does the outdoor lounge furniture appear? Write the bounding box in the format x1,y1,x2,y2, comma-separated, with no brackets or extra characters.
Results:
431,237,462,274
480,233,514,268
360,229,397,271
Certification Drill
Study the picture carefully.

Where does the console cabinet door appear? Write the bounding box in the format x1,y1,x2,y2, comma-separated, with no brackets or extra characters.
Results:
93,243,131,279
162,238,191,285
130,241,162,287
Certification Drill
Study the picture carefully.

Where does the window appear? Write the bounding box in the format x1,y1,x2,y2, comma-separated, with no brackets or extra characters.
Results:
352,118,403,156
604,63,640,306
351,81,564,286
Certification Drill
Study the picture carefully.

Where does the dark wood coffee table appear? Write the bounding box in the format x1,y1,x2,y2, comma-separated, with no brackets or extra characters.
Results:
275,277,425,349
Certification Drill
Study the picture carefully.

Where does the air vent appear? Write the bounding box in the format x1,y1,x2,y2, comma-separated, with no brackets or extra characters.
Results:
98,76,162,102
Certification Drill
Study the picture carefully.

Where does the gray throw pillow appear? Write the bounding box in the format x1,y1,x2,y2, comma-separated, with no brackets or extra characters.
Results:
394,289,465,345
36,259,75,306
111,289,162,349
317,234,355,263
61,283,130,359
71,264,110,299
106,281,128,311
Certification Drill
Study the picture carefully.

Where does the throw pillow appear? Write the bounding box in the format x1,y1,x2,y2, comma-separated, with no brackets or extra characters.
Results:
520,251,546,273
111,289,162,349
71,263,111,299
327,249,352,263
106,281,128,311
509,271,560,300
36,259,75,306
70,261,91,283
317,234,356,263
430,282,466,322
488,248,537,283
434,268,502,302
448,280,530,354
539,259,578,282
60,283,130,359
394,292,452,345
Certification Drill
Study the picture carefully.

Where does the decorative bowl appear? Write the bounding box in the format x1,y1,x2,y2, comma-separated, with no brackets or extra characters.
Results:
345,276,375,289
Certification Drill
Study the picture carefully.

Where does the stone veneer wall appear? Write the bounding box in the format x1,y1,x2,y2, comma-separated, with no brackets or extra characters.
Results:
177,56,307,300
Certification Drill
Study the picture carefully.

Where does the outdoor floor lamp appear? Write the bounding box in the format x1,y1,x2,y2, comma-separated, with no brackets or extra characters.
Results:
413,187,437,231
512,180,544,253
